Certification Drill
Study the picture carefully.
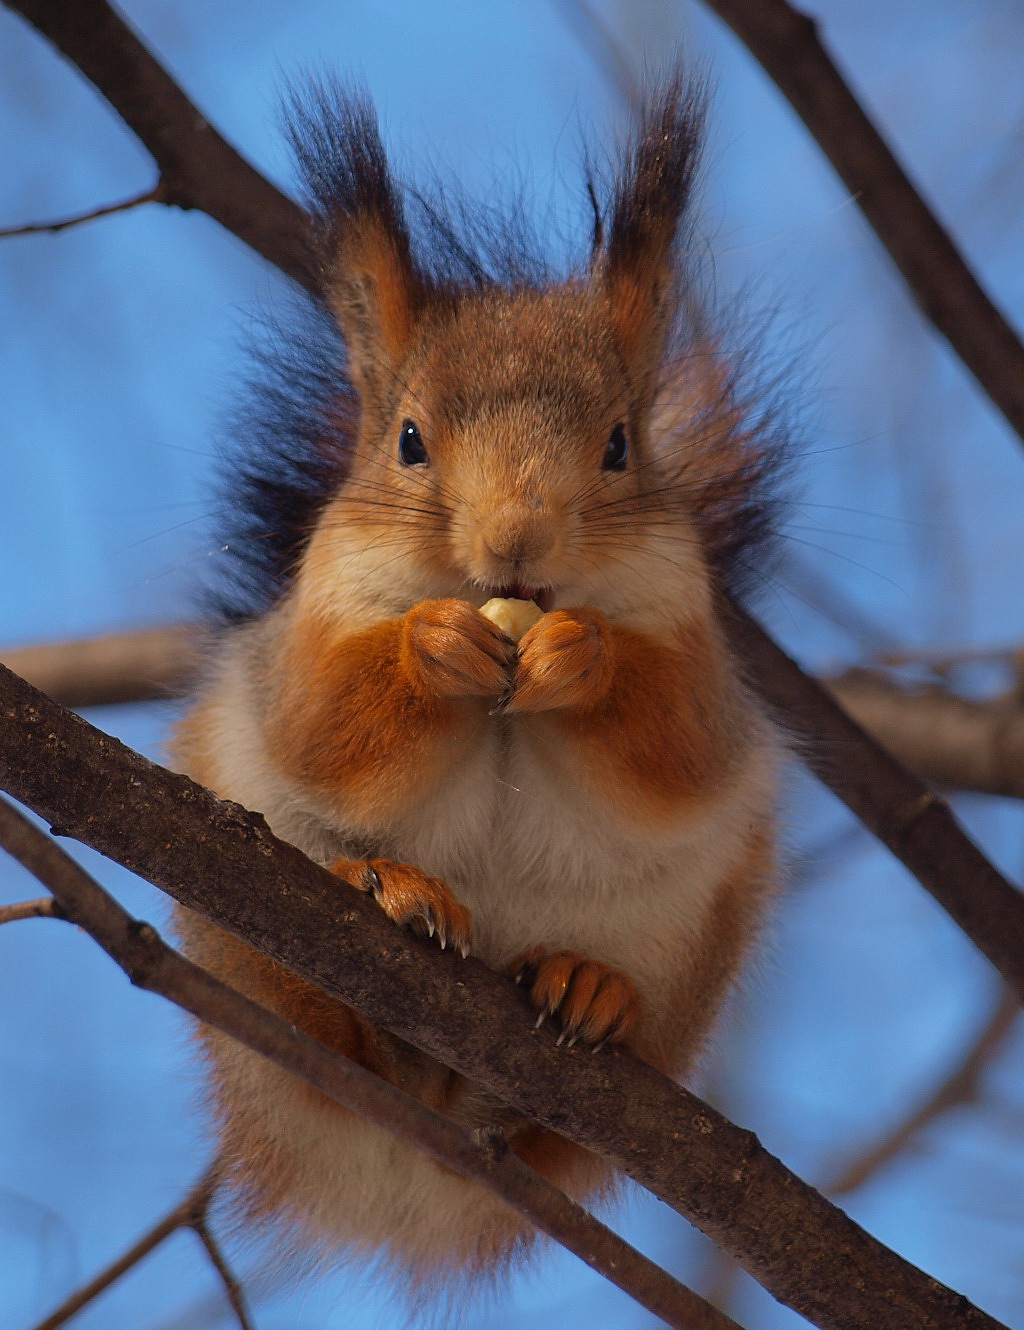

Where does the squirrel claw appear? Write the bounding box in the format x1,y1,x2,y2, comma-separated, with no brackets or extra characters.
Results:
331,857,472,959
509,947,640,1048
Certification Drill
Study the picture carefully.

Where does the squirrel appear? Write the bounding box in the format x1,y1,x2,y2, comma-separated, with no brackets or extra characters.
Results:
171,75,783,1283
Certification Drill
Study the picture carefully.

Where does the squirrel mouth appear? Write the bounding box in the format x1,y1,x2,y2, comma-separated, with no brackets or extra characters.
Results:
488,585,554,612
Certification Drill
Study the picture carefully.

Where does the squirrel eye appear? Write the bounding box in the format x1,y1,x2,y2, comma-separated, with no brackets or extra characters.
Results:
398,420,429,467
603,423,628,471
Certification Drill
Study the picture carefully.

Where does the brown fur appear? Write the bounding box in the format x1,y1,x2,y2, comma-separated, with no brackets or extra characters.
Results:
172,77,782,1281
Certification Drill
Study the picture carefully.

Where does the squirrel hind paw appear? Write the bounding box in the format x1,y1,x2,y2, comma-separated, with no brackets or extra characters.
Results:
331,857,473,958
509,947,640,1048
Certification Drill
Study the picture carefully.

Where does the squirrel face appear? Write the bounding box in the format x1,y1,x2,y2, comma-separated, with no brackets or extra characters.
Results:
299,282,710,628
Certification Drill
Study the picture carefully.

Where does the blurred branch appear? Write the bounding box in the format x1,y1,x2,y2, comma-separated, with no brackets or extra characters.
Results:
1,0,315,289
700,0,1024,449
0,665,1011,1330
827,669,1024,800
725,604,1024,1006
0,796,739,1330
29,1166,251,1330
0,895,56,924
0,180,165,238
551,0,640,108
0,625,201,709
826,987,1019,1197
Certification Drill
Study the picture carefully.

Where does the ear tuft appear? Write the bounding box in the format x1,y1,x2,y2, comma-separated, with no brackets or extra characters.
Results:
599,75,705,385
287,83,422,412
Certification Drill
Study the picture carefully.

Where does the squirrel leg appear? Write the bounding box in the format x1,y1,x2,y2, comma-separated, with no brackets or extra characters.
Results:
330,856,473,958
509,946,640,1049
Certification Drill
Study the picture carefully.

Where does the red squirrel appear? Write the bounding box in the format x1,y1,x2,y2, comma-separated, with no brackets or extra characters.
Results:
172,76,782,1279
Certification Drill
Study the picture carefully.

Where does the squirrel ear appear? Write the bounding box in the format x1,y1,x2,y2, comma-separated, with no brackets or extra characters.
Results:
289,87,422,413
597,77,703,387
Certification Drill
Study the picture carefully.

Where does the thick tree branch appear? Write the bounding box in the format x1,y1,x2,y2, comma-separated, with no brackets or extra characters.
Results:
724,603,1024,1004
0,796,738,1330
0,664,1008,1330
2,0,316,289
700,0,1024,448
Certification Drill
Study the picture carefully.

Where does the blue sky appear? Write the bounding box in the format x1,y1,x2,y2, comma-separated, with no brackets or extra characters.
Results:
2,2,1024,1327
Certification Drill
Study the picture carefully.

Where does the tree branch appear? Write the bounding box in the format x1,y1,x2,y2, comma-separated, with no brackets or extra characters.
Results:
0,624,201,709
724,603,1024,1005
826,669,1024,801
700,0,1024,448
0,895,56,924
0,795,739,1330
2,0,316,290
0,180,165,238
0,664,1008,1330
31,1168,220,1330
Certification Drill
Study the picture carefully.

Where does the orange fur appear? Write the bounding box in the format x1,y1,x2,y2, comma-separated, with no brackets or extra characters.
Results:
172,79,782,1282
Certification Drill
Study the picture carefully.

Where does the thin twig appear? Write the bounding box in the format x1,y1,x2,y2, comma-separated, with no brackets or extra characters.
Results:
3,0,315,289
0,895,56,924
31,1168,219,1330
0,795,741,1330
189,1218,254,1330
700,0,1024,447
827,988,1019,1197
0,669,1009,1330
0,180,164,239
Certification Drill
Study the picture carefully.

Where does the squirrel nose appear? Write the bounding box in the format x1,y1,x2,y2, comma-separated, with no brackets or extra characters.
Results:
480,506,557,563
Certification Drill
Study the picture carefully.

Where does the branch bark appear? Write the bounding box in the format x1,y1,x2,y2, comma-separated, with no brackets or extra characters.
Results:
700,0,1024,448
0,662,1008,1330
0,795,738,1330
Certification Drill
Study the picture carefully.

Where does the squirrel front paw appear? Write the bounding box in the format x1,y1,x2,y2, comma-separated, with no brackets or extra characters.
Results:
401,599,515,700
511,947,640,1049
331,857,473,957
506,608,613,713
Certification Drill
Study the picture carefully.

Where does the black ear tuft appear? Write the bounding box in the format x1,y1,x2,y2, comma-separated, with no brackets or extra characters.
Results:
600,74,706,382
286,82,423,409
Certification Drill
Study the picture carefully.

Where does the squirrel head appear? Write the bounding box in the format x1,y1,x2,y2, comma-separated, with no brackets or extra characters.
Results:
220,80,782,626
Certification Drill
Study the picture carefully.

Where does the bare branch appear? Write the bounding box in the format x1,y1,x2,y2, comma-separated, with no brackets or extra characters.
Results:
0,180,164,238
31,1169,218,1330
826,669,1024,801
0,665,1009,1330
700,0,1024,448
0,895,56,924
827,988,1019,1197
189,1218,254,1330
723,602,1024,1005
2,0,315,290
0,624,201,709
0,796,741,1330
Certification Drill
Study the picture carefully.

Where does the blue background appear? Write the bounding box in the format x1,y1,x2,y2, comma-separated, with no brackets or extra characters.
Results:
3,1,1024,1326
